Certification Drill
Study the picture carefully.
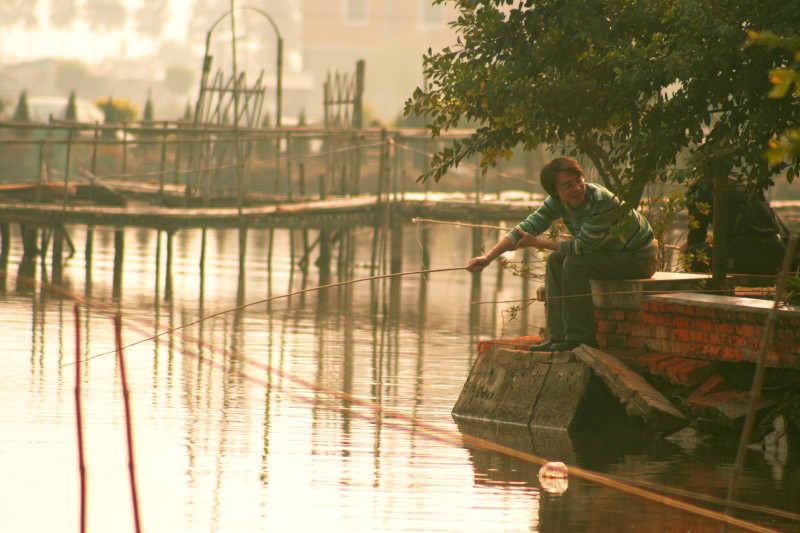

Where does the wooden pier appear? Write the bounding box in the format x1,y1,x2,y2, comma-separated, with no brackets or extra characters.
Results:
0,193,538,231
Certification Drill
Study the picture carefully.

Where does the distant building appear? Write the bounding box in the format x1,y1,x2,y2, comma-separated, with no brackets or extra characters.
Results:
0,0,459,124
300,0,459,123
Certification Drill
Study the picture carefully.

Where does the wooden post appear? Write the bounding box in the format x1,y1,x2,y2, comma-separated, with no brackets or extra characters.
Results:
113,229,124,299
122,127,129,177
299,162,306,198
19,224,38,281
286,131,293,200
159,126,168,205
73,305,87,533
63,129,73,208
52,225,64,285
85,227,94,293
390,213,403,274
237,225,247,306
113,314,143,533
165,230,174,302
0,222,9,290
36,139,45,203
711,170,729,289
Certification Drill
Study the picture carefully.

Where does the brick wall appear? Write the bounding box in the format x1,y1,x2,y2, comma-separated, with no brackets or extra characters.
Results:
594,292,800,369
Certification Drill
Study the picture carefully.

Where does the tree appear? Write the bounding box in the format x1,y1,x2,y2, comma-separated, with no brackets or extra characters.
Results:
13,90,30,122
143,90,154,122
65,91,78,121
406,0,800,205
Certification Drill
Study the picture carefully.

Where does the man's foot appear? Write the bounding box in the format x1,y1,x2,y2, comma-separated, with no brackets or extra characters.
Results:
528,339,563,352
550,340,598,352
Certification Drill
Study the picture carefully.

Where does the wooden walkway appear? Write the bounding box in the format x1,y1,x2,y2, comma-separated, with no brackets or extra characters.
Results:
0,194,538,231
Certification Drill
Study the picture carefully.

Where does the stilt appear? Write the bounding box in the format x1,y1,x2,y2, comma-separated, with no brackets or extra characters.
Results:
19,224,38,282
112,229,124,299
85,227,94,294
317,229,332,286
165,230,174,302
389,213,403,274
237,225,247,306
52,225,64,285
0,222,10,289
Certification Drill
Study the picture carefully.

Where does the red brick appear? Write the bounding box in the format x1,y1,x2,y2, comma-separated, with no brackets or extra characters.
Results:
653,325,670,339
687,375,731,404
667,359,711,387
674,329,691,342
638,353,674,372
735,323,756,337
698,344,723,359
666,303,685,314
596,333,608,348
690,330,707,343
696,319,716,332
596,320,616,333
688,390,748,409
674,316,691,328
642,313,659,325
605,334,628,350
721,347,743,362
627,337,645,349
717,322,735,334
594,310,605,320
608,310,626,321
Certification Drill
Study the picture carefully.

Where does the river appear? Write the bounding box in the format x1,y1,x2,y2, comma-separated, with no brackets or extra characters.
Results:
1,209,799,532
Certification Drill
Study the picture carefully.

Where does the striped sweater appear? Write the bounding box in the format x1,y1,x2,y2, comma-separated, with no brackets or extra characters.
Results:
505,183,654,255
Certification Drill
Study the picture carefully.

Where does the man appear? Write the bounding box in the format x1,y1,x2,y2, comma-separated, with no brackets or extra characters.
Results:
466,157,657,352
684,176,790,275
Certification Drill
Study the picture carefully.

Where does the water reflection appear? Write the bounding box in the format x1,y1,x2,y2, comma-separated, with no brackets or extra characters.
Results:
1,216,799,532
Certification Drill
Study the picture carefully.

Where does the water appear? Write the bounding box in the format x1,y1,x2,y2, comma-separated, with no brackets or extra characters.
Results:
1,220,798,533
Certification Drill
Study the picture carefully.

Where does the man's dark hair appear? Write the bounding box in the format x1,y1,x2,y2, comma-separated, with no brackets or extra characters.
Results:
540,157,583,197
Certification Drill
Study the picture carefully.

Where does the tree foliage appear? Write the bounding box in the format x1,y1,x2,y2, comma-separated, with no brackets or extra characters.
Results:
751,31,800,168
406,0,800,203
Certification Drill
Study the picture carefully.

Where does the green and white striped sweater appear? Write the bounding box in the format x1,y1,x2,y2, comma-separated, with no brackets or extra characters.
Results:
506,183,655,256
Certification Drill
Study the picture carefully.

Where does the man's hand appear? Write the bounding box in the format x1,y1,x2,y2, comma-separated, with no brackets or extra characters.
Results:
466,255,492,273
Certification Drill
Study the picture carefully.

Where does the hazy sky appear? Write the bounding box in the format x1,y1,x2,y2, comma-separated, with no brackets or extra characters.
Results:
0,0,192,65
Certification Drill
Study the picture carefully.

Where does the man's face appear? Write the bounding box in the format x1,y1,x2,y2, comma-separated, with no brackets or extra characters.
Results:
555,170,586,208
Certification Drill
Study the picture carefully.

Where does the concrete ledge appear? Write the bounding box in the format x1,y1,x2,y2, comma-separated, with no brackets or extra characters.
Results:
645,292,800,318
591,272,709,310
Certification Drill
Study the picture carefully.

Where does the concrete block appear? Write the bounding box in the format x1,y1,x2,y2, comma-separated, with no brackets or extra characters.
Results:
452,346,592,431
573,345,686,431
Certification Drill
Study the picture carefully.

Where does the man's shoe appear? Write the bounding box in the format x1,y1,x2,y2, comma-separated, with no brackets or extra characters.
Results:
550,340,598,352
528,339,563,352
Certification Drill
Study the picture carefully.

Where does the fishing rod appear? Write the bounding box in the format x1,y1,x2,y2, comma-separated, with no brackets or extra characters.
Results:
411,217,511,232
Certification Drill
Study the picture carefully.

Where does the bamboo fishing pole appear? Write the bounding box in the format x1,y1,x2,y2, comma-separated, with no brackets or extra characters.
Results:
411,217,511,232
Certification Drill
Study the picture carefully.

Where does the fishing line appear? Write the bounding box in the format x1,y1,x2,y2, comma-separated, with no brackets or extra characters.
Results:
62,266,465,365
88,297,795,533
7,270,796,530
